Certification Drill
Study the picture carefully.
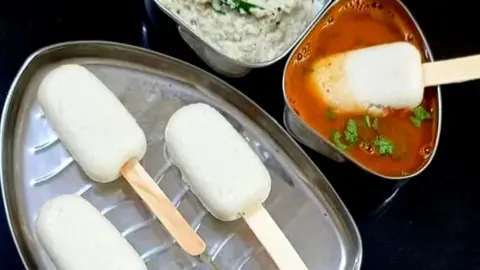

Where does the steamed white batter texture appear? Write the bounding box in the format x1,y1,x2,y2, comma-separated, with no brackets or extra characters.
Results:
36,195,147,270
165,103,272,221
310,41,423,115
37,64,147,183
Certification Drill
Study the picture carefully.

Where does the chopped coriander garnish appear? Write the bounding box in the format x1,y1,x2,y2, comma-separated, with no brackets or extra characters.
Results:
332,131,348,150
374,136,394,155
410,106,432,128
213,0,263,14
234,0,263,13
365,115,371,128
344,119,358,144
327,108,335,120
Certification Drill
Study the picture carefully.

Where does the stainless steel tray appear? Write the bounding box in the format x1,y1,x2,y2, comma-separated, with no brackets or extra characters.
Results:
0,41,362,270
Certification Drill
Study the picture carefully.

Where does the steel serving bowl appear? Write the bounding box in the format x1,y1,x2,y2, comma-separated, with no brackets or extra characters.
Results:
145,0,333,77
281,0,443,180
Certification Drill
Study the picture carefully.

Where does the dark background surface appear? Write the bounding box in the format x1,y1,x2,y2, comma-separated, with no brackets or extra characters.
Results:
0,0,478,269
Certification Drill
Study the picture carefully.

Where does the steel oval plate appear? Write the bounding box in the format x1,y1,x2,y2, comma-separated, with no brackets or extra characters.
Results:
1,41,362,269
282,0,443,180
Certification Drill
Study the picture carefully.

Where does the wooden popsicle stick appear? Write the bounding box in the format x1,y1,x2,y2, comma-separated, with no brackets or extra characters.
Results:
120,159,206,256
242,205,308,270
423,54,480,87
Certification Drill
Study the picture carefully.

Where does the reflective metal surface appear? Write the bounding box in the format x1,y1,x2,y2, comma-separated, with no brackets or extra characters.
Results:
283,107,346,163
282,0,443,180
144,0,333,77
1,41,362,269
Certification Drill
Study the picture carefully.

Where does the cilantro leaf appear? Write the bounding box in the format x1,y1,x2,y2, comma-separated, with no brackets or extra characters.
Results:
410,106,432,128
214,0,263,14
332,131,348,150
410,117,421,128
344,119,358,144
235,0,262,13
374,136,394,155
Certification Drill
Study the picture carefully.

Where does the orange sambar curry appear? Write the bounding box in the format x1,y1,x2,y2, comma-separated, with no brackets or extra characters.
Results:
284,0,438,177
